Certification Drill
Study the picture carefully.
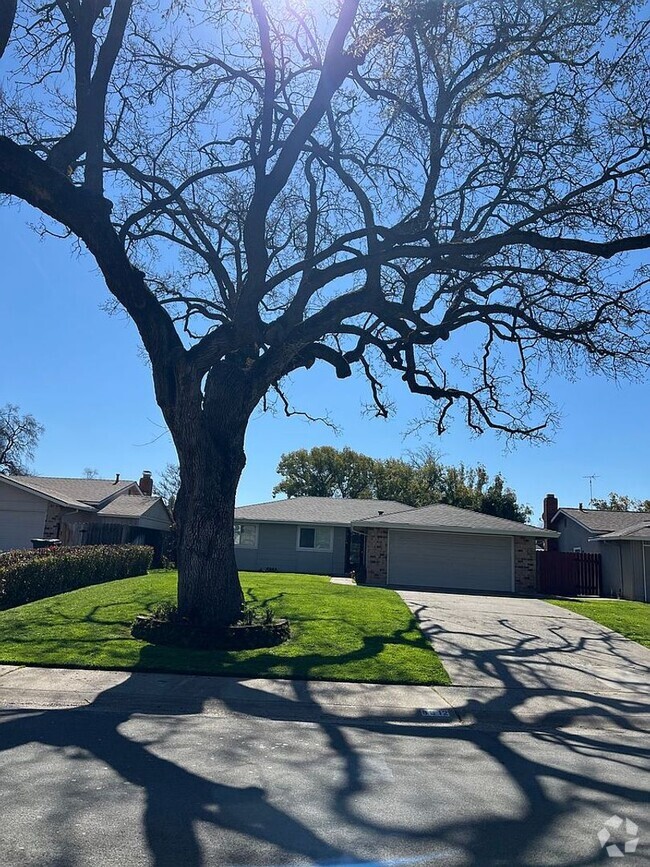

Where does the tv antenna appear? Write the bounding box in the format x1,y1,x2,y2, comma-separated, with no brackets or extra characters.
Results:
583,474,599,503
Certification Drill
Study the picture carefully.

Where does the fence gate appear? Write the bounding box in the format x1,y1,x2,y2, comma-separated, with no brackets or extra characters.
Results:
537,551,602,596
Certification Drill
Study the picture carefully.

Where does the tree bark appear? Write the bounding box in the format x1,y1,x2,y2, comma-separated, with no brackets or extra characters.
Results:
167,362,262,629
174,450,245,629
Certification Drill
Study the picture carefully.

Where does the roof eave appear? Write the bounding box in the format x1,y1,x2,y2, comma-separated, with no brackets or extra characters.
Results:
553,509,595,532
94,483,142,509
353,520,559,538
97,496,173,522
234,516,354,527
0,475,94,511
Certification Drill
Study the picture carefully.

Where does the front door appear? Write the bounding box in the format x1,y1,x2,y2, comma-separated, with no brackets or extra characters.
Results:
345,529,366,577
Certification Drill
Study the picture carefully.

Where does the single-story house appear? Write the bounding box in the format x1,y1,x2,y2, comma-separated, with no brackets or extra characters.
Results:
0,471,172,559
235,497,557,593
543,494,649,601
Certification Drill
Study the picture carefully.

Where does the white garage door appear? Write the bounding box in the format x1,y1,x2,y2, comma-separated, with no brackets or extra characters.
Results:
0,509,46,552
388,530,513,591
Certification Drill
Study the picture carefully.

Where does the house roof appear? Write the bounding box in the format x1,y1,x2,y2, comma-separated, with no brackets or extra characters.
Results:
356,502,557,538
556,508,650,534
596,521,650,542
235,497,556,537
5,475,138,508
96,494,168,519
234,497,413,526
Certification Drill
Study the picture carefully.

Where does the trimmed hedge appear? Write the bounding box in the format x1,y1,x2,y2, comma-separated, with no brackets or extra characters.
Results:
0,545,153,610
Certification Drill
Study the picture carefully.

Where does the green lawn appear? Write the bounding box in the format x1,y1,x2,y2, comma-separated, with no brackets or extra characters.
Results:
549,598,650,648
0,571,450,685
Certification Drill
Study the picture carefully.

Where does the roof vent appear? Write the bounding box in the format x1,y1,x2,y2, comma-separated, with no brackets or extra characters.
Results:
378,510,384,516
113,473,121,486
579,502,583,511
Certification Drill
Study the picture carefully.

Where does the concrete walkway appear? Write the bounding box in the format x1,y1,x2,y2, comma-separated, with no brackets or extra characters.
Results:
0,664,454,723
0,660,648,732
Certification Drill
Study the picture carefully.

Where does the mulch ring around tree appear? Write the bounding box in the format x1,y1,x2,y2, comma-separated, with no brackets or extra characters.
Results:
131,614,291,651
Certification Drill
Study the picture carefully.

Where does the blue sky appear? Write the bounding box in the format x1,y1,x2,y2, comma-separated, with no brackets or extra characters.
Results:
1,205,648,523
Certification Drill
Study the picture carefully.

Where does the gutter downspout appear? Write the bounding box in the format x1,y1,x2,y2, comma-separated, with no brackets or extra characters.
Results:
618,542,624,599
642,543,648,604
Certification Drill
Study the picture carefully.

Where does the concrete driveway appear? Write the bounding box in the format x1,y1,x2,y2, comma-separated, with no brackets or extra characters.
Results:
399,591,650,696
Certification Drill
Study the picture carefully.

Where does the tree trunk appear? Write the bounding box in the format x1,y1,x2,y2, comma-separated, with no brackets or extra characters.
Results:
168,364,259,630
174,458,245,629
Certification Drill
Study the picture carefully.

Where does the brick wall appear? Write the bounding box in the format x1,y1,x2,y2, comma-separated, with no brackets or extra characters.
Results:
365,528,388,585
514,535,537,593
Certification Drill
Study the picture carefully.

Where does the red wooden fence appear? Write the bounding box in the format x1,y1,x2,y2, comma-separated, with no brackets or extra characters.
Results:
536,551,602,596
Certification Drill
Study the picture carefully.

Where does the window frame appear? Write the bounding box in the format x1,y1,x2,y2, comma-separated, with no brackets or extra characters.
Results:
296,525,334,553
234,522,258,549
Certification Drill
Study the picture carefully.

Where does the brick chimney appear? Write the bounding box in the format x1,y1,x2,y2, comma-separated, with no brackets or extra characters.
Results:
139,470,153,496
542,493,559,529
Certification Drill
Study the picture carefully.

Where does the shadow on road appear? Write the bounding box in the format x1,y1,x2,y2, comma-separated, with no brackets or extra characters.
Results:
0,620,648,866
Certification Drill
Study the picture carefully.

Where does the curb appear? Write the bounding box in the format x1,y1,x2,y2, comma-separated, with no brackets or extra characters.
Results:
1,688,647,732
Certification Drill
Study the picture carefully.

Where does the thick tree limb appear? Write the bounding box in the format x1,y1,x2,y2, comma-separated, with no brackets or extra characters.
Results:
0,136,186,409
0,0,16,59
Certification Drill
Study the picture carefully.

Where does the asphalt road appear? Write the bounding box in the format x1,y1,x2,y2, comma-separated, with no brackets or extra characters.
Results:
0,703,647,867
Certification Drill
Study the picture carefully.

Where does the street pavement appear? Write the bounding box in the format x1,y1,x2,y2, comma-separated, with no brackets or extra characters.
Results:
0,664,648,866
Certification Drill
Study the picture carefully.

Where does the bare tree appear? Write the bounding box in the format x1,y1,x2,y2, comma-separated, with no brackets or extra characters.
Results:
0,404,44,475
156,462,181,509
83,467,100,479
1,0,649,627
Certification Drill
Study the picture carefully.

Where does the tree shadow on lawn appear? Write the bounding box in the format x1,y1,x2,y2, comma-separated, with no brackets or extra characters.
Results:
0,628,648,866
0,595,438,683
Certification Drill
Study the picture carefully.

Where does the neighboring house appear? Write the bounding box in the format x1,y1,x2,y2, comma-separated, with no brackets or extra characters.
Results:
543,494,649,601
0,471,172,560
235,497,556,593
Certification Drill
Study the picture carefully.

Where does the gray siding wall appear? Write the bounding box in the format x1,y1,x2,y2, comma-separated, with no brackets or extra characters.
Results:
620,541,646,601
0,483,47,551
600,543,624,597
235,522,347,575
137,499,172,531
554,515,599,553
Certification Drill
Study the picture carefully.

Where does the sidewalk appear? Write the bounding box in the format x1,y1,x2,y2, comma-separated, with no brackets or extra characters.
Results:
0,664,648,732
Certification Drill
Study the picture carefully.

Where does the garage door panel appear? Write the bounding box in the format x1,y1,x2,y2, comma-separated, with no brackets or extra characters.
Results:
388,530,512,591
0,509,46,552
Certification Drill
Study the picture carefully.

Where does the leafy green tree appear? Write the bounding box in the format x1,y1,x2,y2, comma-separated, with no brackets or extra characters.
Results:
480,474,532,523
274,446,375,499
591,493,650,512
274,446,531,521
374,458,420,505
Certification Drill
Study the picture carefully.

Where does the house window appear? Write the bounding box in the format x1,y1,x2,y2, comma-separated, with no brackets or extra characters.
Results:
573,547,582,553
297,526,333,552
234,523,258,548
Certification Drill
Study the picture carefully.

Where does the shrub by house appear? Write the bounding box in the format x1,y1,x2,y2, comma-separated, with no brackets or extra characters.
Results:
0,545,153,609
